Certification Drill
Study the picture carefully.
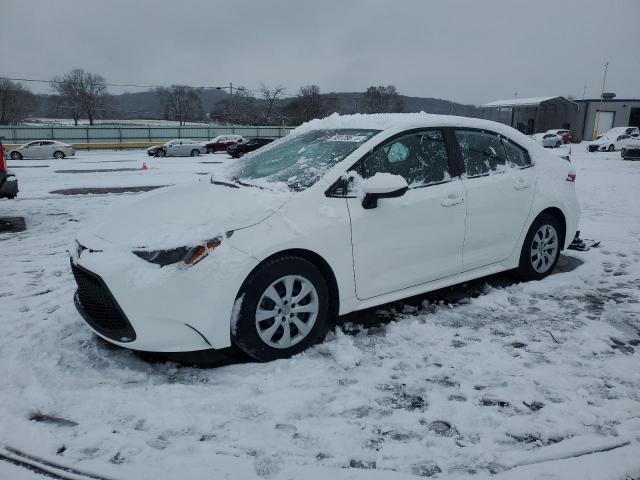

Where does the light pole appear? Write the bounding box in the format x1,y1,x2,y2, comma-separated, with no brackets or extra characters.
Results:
592,62,609,140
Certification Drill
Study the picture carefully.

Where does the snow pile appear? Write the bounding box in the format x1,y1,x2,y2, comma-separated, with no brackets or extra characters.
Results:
0,146,639,478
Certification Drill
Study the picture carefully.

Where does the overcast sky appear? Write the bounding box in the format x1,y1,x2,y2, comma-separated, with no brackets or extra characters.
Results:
2,0,639,105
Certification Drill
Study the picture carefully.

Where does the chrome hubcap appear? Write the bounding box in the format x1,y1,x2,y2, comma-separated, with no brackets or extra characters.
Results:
255,275,319,349
530,224,558,273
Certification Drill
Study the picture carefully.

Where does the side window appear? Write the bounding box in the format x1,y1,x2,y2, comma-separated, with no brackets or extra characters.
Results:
501,138,532,168
454,130,507,177
362,130,451,187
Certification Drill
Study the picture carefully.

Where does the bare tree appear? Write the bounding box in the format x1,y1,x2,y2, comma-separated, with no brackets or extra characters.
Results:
159,85,203,125
363,85,404,113
52,69,107,125
259,84,286,124
211,87,260,125
0,79,36,125
295,85,327,122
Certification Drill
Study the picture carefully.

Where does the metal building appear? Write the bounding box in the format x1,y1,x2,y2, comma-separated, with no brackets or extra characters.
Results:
573,98,640,141
482,96,577,135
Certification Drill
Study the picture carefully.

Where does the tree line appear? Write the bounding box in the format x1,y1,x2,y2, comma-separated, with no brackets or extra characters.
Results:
2,69,470,126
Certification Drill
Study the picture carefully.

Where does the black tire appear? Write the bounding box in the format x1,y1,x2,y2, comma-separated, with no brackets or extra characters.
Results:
555,141,561,148
608,144,615,152
156,150,165,157
191,149,200,157
515,213,562,281
233,256,330,362
53,151,65,159
10,152,22,160
207,147,214,154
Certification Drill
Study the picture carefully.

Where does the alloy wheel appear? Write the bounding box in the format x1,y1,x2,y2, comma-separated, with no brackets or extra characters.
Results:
255,275,319,349
530,224,558,273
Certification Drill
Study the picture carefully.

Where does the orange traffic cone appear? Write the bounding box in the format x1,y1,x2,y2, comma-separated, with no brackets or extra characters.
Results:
142,161,148,171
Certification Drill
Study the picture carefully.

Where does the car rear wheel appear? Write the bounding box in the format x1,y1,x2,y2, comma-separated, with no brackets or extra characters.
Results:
191,149,200,157
53,151,65,159
207,147,214,154
233,256,330,362
10,152,22,160
516,214,561,281
608,144,615,152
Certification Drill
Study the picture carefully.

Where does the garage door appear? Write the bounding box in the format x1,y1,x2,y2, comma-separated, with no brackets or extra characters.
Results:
595,111,614,137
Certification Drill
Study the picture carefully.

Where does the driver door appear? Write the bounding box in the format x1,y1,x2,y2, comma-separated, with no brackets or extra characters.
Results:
346,129,467,300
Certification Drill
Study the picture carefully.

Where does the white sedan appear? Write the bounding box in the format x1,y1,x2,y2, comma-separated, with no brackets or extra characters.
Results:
158,139,207,157
541,133,563,148
588,132,636,152
70,114,580,362
8,140,75,159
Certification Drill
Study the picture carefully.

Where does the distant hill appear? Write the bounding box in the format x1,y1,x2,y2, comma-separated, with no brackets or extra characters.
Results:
30,88,492,124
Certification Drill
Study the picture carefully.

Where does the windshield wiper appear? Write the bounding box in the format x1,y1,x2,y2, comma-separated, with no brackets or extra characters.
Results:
210,178,240,189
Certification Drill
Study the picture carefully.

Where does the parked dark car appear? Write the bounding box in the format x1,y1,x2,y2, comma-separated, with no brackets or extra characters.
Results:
0,140,19,199
226,137,274,158
621,141,640,160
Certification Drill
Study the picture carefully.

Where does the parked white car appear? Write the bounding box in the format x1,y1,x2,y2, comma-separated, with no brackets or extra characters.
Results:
70,114,580,361
541,133,563,148
588,130,638,152
8,140,75,160
159,139,207,157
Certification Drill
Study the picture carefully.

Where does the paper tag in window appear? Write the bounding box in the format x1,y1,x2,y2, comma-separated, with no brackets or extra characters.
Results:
326,134,368,143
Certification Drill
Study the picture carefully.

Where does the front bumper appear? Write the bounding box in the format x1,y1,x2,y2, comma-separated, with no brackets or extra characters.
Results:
69,235,258,352
622,148,640,159
0,174,18,198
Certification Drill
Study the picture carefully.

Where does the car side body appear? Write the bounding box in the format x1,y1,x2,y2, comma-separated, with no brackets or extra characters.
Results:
226,137,274,158
204,135,245,153
8,140,75,160
70,114,580,359
161,139,207,157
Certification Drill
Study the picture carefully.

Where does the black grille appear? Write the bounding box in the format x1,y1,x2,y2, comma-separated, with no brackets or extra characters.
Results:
71,261,136,342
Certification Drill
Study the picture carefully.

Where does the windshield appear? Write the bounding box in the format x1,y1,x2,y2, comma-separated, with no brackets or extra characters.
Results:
230,129,379,191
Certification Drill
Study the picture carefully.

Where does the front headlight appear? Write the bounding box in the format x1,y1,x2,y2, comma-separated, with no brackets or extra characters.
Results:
133,238,221,267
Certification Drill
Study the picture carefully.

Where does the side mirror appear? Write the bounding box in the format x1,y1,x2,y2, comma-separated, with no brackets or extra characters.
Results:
361,173,408,209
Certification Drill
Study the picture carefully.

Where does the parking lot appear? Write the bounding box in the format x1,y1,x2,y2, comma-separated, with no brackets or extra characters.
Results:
1,145,639,479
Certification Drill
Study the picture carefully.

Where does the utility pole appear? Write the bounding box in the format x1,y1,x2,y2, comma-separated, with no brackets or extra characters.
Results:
229,82,233,97
592,62,609,140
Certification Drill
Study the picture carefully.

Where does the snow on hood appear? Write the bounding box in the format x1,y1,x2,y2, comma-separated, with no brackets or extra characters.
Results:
83,182,291,249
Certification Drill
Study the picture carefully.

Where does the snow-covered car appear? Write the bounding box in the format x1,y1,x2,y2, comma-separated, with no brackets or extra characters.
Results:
587,132,636,152
158,139,207,157
8,140,75,160
621,138,640,160
545,129,571,144
204,135,245,153
541,133,563,148
70,114,580,362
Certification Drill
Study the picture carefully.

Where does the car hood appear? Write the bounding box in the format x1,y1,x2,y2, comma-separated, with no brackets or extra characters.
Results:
81,182,291,250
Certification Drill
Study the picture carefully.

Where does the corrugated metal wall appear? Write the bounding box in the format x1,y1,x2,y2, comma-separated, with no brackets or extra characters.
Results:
0,125,294,144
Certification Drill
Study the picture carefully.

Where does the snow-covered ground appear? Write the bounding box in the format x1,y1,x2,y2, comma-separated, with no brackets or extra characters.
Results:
0,144,639,479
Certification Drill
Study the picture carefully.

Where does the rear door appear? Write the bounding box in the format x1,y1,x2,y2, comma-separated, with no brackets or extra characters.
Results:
347,129,467,299
454,129,536,270
40,141,55,158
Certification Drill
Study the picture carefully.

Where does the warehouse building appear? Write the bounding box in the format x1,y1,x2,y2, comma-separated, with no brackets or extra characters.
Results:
482,95,640,141
573,98,640,141
482,96,577,135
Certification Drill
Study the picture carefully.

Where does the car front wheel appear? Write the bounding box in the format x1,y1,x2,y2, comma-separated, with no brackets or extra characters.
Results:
608,144,615,152
233,256,330,361
156,150,165,157
516,214,561,281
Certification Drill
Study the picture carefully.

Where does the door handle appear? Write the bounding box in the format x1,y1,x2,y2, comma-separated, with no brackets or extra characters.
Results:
513,178,531,190
441,195,464,207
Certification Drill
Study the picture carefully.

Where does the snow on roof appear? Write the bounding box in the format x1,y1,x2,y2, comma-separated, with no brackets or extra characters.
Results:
292,112,508,135
482,96,572,108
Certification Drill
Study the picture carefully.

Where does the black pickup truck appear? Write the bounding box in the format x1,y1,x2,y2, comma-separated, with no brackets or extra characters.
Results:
0,140,19,199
